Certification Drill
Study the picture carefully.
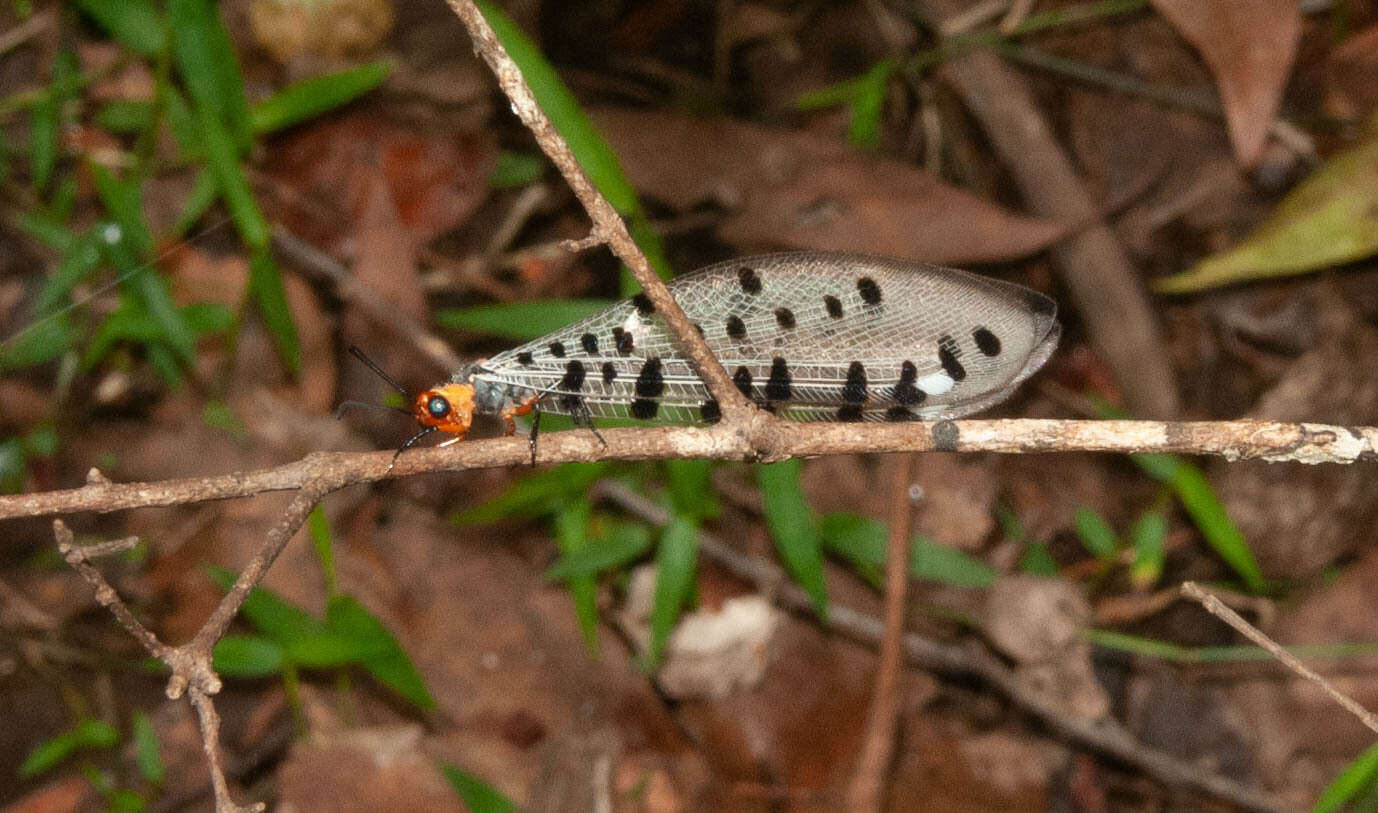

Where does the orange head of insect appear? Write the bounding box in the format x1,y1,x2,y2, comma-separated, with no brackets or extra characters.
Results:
412,383,476,439
339,347,480,470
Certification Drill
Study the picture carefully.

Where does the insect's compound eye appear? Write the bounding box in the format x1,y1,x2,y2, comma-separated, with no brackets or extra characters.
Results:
427,395,450,418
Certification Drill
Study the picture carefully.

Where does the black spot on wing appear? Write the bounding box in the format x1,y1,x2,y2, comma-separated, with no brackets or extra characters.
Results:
580,332,598,354
824,295,844,319
548,341,566,358
631,292,655,316
559,394,582,413
837,404,863,422
601,362,617,383
635,357,665,398
893,360,926,405
725,315,746,340
738,266,763,295
700,399,721,423
516,351,534,366
765,357,792,401
733,366,753,397
842,361,867,404
886,406,917,422
973,327,1001,357
559,360,586,391
857,276,882,306
774,308,796,330
938,335,966,381
611,327,634,355
630,399,659,419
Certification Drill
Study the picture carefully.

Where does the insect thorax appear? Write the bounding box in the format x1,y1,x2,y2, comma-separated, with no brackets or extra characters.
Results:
469,370,524,416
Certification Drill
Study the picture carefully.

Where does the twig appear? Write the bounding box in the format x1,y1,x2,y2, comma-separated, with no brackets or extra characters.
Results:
53,520,263,812
439,0,755,423
847,453,916,810
596,482,1289,813
3,418,1373,522
1181,581,1378,735
271,226,465,374
0,8,53,58
190,688,265,813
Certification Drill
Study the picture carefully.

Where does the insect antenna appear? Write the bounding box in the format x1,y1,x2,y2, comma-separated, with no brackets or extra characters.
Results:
336,346,417,419
347,345,411,397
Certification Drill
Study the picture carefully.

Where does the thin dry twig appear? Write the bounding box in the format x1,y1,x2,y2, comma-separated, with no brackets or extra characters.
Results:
54,520,258,810
847,453,916,811
440,0,755,424
843,454,909,810
4,418,1373,522
271,226,465,374
1181,581,1378,735
596,482,1289,813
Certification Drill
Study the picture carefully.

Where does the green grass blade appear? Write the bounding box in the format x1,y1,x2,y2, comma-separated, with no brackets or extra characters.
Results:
171,167,219,237
30,49,78,191
438,763,518,813
819,513,997,588
1018,542,1060,576
326,595,437,710
435,299,614,341
1128,508,1167,589
554,497,600,655
476,0,637,213
208,566,326,645
1169,465,1264,591
307,505,337,596
645,516,699,667
543,520,653,581
488,149,546,188
0,314,76,370
1073,506,1119,559
168,0,251,150
248,246,301,373
450,462,611,525
475,0,671,290
664,459,718,521
131,710,165,785
76,0,166,56
758,460,828,617
19,719,119,778
212,634,284,677
192,97,269,247
250,60,392,135
847,58,893,149
1314,740,1378,813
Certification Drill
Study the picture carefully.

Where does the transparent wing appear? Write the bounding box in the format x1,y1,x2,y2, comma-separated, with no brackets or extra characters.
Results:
473,252,1058,423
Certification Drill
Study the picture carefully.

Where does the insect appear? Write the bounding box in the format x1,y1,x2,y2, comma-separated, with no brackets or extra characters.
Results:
362,252,1059,461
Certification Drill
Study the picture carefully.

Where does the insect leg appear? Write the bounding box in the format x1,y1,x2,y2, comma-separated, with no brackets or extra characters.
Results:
528,405,541,466
569,399,606,447
389,426,438,472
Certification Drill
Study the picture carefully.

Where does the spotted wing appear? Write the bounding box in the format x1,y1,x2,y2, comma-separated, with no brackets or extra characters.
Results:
473,251,1059,424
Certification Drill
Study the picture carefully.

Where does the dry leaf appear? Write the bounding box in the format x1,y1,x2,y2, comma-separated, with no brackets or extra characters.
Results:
1155,136,1378,293
1150,0,1300,166
591,109,1063,264
1325,24,1378,123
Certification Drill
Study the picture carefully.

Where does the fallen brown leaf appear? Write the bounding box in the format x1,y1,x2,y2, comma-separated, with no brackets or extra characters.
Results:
591,109,1064,264
1150,0,1300,167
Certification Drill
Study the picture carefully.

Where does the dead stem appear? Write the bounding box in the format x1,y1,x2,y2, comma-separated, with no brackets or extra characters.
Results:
1182,581,1378,735
846,453,916,810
